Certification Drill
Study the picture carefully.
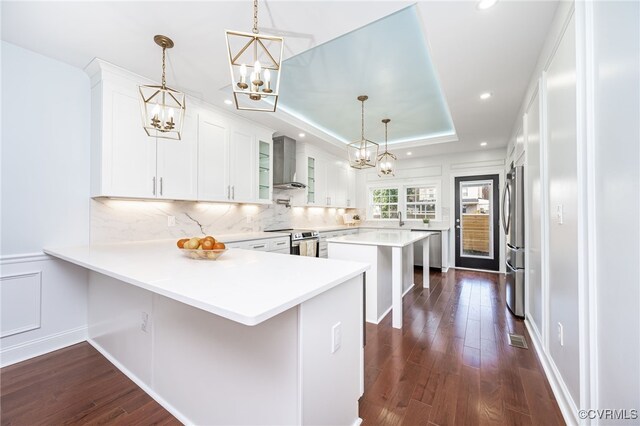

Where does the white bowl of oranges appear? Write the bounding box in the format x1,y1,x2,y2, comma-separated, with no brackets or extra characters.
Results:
177,236,227,260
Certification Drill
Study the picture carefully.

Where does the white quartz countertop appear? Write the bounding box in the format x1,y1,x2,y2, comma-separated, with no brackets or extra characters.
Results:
210,231,290,243
44,240,368,326
327,230,436,247
359,224,451,231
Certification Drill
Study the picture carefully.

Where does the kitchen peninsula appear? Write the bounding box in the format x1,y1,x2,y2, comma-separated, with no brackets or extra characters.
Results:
327,230,434,329
44,240,369,426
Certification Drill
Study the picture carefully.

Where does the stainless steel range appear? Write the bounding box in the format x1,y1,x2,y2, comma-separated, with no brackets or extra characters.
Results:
266,229,319,256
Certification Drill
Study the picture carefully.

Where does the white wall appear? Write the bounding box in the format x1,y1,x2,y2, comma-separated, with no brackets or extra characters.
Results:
1,42,90,255
545,14,580,405
589,0,640,418
355,148,506,271
0,42,91,365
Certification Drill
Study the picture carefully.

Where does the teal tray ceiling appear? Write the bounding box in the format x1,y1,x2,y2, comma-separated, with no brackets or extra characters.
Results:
278,5,455,145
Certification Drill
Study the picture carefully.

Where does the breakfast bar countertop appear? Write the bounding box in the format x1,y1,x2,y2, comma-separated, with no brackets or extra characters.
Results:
44,240,368,326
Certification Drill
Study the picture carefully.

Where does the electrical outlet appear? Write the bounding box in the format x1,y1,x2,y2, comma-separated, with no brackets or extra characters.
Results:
557,322,564,346
167,215,176,227
331,322,342,354
141,312,149,333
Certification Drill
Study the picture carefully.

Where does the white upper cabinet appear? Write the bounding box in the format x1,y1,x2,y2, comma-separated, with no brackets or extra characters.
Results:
294,143,356,208
156,109,198,200
197,105,273,204
106,86,157,198
87,59,273,204
87,60,197,200
229,129,256,202
198,110,230,201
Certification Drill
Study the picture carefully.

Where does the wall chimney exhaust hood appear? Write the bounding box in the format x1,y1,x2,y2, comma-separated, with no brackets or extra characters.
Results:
272,135,306,190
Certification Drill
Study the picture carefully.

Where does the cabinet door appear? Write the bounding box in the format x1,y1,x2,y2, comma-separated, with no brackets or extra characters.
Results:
198,112,230,201
156,109,198,200
314,157,328,206
108,89,157,198
229,129,256,202
347,168,357,208
257,138,272,203
335,166,349,207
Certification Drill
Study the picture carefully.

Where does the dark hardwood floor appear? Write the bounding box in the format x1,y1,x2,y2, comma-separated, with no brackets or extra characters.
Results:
0,268,563,425
360,267,564,426
0,342,179,425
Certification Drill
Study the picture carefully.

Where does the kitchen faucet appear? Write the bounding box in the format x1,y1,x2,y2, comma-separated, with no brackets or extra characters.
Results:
398,211,405,227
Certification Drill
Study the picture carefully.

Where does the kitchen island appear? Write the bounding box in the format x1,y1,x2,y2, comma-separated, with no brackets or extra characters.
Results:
327,230,434,329
44,240,369,426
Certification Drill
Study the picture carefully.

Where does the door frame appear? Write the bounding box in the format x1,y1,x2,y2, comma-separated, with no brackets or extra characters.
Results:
451,172,502,271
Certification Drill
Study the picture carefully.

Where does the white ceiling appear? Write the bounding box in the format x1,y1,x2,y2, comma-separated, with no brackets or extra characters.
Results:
1,0,558,158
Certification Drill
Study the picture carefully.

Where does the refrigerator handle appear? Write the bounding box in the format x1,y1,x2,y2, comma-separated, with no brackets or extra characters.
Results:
501,180,511,234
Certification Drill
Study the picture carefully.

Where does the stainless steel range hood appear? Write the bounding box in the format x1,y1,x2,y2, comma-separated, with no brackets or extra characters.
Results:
272,135,306,190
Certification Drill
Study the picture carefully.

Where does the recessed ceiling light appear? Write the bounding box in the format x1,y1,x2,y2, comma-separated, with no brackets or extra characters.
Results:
477,0,498,10
480,92,492,100
407,151,413,156
480,142,488,147
224,99,233,105
298,133,306,138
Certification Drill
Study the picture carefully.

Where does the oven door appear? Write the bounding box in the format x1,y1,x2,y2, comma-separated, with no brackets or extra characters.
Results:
291,238,320,257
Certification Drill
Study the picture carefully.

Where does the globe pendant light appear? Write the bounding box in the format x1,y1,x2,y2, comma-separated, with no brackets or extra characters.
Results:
377,118,397,177
348,95,379,169
139,35,186,140
225,0,284,112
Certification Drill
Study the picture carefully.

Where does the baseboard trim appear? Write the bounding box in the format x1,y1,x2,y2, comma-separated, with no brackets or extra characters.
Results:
402,283,415,297
0,326,87,367
374,306,393,324
525,318,579,426
87,339,193,425
450,266,501,274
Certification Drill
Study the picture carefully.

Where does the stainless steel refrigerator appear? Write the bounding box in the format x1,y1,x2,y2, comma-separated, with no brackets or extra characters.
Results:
501,164,525,317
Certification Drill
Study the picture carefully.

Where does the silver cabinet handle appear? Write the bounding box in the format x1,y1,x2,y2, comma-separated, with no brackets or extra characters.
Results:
232,186,235,200
159,177,163,196
276,241,287,246
227,185,230,200
253,244,266,249
152,177,156,195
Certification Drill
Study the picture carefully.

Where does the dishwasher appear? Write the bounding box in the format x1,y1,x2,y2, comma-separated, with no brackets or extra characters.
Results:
411,230,442,270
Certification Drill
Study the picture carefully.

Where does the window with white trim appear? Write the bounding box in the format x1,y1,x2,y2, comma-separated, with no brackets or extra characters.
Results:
370,188,399,219
405,186,437,219
367,182,440,221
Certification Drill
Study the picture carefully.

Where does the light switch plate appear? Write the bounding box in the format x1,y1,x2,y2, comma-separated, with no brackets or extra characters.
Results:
167,215,176,227
556,204,563,225
331,322,342,353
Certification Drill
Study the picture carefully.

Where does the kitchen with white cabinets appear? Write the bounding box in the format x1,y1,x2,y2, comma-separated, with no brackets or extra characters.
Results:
1,1,639,425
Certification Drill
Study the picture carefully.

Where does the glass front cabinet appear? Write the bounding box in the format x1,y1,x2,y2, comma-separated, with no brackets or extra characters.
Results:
258,139,272,203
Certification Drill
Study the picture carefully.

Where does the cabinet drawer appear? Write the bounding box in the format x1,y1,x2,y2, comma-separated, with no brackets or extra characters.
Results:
268,238,290,252
247,241,270,251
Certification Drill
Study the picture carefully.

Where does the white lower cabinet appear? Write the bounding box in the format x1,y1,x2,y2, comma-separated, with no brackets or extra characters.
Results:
319,229,359,258
226,237,290,254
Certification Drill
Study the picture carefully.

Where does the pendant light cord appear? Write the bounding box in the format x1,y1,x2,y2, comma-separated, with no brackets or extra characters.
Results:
252,0,259,34
161,45,167,89
384,121,388,151
361,99,365,145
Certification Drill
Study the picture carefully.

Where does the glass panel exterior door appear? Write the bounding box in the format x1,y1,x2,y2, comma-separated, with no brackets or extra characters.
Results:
460,180,493,258
454,174,500,271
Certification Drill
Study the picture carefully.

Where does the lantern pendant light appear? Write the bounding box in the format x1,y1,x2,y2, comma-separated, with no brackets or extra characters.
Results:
225,0,284,112
348,95,379,169
139,35,186,140
377,118,397,177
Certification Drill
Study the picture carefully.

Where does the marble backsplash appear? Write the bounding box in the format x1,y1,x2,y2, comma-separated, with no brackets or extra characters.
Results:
90,197,359,244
